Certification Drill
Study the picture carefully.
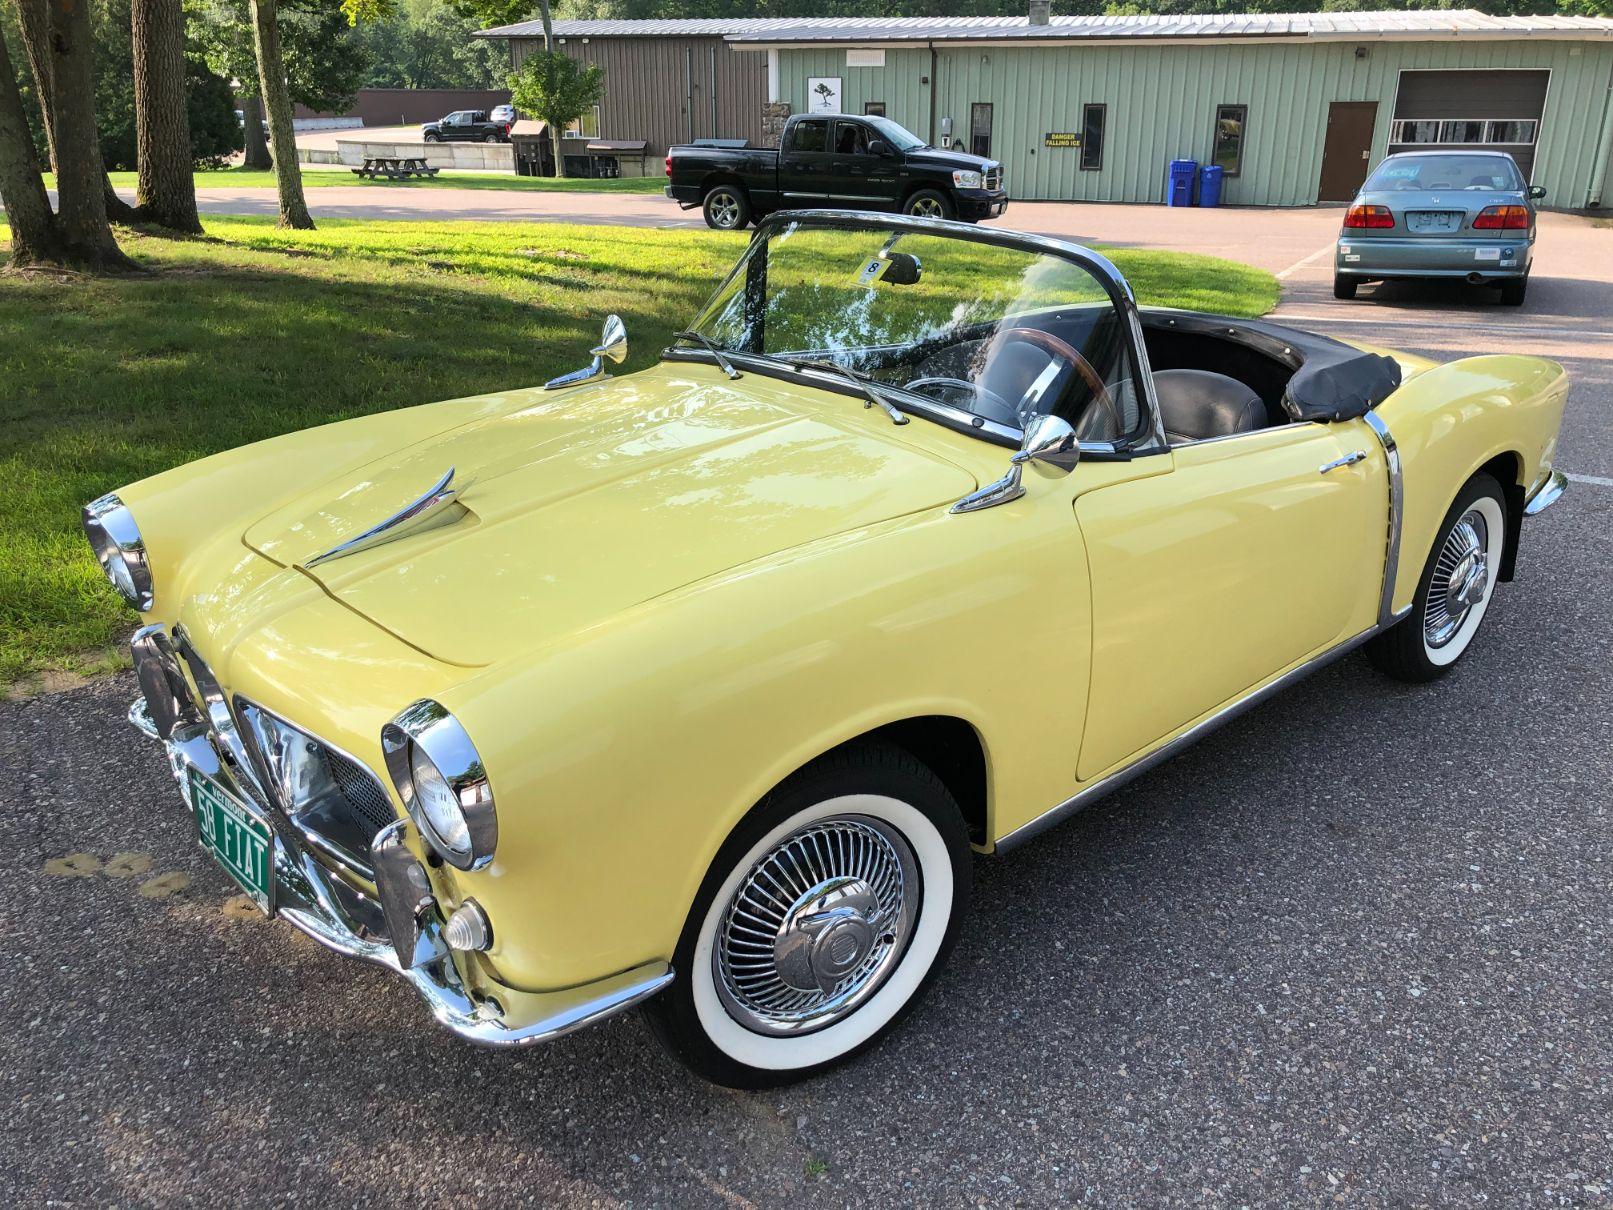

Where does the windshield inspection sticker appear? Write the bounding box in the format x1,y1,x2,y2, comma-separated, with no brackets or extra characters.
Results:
1475,247,1502,261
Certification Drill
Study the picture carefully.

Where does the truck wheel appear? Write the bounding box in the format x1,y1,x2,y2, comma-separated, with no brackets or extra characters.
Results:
703,186,751,231
904,190,953,220
482,133,498,143
424,132,441,143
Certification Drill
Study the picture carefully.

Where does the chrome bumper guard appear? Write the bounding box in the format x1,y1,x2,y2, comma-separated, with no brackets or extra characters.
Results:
128,651,672,1048
1524,469,1567,517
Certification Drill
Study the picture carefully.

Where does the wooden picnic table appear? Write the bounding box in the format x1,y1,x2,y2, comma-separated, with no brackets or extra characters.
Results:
351,156,440,181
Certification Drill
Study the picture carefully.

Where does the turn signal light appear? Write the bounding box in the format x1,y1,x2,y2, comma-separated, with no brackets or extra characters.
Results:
1473,205,1529,230
664,155,672,177
1343,204,1394,229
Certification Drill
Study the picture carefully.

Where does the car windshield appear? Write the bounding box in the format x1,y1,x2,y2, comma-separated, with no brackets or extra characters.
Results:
1365,155,1524,192
863,116,927,152
680,217,1143,444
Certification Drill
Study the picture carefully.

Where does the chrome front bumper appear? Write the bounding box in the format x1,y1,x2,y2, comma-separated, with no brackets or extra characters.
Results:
128,658,673,1048
1524,469,1567,517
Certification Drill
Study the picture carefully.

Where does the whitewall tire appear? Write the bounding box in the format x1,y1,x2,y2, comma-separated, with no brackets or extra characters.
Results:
644,742,970,1088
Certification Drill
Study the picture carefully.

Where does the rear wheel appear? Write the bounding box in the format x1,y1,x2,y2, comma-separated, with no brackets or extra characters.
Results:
643,741,971,1088
1365,473,1507,683
702,185,751,230
905,189,953,220
482,133,498,143
1499,274,1528,306
1333,274,1359,300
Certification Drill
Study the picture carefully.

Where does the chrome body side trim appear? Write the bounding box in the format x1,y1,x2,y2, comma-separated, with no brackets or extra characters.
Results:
129,694,674,1048
304,467,461,568
996,620,1398,853
1362,411,1404,628
950,463,1024,513
1523,469,1567,516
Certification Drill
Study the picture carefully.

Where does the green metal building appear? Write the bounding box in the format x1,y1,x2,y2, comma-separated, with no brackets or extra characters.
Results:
482,9,1613,209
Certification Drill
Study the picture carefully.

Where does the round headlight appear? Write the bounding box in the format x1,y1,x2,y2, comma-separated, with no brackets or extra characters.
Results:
82,493,154,611
380,699,497,870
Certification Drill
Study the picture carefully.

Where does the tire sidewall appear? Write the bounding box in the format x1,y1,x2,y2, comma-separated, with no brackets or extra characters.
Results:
647,748,970,1088
1418,485,1505,668
703,186,749,230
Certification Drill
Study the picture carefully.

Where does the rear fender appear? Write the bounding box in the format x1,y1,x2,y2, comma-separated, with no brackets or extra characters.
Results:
1375,354,1568,612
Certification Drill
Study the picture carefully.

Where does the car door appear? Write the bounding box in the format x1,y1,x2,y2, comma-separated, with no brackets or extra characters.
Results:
779,119,833,202
1073,422,1383,781
446,112,471,141
829,120,897,208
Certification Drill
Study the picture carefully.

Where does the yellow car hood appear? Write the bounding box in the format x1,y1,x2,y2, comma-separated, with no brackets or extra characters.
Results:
243,365,976,667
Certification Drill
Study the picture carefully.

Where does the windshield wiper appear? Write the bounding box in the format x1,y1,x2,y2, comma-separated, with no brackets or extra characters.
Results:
673,330,741,380
792,357,908,426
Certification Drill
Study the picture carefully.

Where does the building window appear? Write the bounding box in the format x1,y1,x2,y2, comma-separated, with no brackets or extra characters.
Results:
1211,104,1247,177
1080,103,1106,171
564,105,601,139
1440,119,1488,144
1487,119,1538,145
970,103,993,158
864,101,886,117
1389,118,1540,147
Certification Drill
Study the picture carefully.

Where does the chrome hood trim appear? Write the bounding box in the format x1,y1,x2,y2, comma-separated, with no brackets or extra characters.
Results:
305,467,463,568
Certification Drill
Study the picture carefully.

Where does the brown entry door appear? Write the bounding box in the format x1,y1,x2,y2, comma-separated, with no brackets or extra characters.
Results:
1318,101,1378,202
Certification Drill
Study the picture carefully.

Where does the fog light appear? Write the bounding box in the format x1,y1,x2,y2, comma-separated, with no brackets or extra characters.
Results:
443,899,492,952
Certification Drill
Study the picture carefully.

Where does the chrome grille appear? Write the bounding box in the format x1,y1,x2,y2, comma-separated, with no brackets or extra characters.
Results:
984,167,1003,191
327,749,397,834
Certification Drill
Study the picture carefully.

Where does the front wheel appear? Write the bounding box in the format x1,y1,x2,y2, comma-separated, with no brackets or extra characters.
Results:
1365,472,1507,682
643,742,970,1088
904,189,953,220
424,133,441,143
702,185,751,230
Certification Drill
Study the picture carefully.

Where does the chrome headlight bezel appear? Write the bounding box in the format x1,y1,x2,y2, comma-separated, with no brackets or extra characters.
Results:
82,492,154,611
952,169,984,190
380,699,498,871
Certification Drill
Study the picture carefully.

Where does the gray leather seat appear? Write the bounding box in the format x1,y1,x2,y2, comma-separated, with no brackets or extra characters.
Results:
1152,369,1267,444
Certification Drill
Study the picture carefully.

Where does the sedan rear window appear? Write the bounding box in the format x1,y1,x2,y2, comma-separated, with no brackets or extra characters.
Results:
1365,155,1523,192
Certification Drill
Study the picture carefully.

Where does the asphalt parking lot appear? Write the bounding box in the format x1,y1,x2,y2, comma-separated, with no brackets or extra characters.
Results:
4,212,1611,1206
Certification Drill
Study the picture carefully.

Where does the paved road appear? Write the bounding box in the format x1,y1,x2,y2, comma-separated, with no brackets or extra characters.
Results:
5,207,1611,1206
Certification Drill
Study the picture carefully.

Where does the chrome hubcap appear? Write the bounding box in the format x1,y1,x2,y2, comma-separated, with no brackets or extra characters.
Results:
1424,509,1490,648
711,194,740,226
714,815,918,1036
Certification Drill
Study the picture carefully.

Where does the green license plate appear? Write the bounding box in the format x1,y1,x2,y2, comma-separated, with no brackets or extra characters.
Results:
188,766,274,915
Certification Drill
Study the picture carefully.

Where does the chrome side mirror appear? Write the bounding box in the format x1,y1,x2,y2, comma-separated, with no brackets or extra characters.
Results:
1012,414,1080,474
951,414,1080,514
545,313,628,390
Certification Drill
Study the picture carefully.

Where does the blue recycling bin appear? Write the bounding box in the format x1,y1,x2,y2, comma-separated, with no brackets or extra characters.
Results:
1197,164,1224,207
1166,159,1197,207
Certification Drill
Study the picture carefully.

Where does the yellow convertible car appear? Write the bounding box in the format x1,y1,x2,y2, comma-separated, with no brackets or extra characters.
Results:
85,213,1568,1087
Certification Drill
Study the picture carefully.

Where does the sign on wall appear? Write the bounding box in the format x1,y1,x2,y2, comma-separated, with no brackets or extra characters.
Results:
1044,133,1082,148
807,77,843,114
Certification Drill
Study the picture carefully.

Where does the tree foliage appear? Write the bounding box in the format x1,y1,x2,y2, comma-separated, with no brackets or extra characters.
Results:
189,0,369,110
549,0,1599,18
508,48,601,132
346,0,508,88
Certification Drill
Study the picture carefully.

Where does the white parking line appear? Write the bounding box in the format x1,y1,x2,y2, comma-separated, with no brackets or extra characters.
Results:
1275,243,1337,280
1567,472,1613,488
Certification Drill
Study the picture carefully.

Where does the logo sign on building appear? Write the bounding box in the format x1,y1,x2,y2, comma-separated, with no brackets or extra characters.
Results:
808,77,843,114
1044,133,1082,148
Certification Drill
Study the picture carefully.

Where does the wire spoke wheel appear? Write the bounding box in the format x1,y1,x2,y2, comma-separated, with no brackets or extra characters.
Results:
1423,509,1490,649
714,815,919,1037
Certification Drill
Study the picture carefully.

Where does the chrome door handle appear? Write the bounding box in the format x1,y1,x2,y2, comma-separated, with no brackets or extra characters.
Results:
1319,450,1368,474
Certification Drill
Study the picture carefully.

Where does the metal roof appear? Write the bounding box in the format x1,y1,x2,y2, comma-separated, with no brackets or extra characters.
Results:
479,9,1613,42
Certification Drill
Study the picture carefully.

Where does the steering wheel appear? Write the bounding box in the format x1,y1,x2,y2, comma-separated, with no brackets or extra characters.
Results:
988,327,1124,436
900,376,1019,425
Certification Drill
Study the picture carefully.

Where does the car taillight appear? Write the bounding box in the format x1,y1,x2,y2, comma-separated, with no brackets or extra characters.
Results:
1473,204,1529,230
664,155,672,176
1343,204,1394,229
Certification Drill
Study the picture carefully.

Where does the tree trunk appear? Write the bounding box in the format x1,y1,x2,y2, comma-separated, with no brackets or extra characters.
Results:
45,0,135,268
538,0,561,177
132,0,200,232
241,93,271,170
16,0,136,226
248,0,312,229
0,22,63,268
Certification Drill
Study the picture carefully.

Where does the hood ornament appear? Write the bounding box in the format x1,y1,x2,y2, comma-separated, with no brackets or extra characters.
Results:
304,467,464,568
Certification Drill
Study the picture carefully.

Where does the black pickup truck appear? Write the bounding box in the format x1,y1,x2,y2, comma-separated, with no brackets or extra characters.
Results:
665,113,1007,230
422,110,511,144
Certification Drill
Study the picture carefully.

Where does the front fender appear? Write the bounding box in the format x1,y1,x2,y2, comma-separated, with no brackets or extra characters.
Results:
1376,353,1568,615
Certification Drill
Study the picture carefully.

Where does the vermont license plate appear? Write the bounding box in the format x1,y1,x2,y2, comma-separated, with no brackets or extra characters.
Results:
188,766,273,915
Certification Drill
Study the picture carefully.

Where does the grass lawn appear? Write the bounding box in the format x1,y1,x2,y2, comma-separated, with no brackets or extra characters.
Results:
0,217,1278,689
55,166,669,194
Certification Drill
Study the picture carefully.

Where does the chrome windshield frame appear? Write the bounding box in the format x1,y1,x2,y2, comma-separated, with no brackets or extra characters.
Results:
663,209,1167,455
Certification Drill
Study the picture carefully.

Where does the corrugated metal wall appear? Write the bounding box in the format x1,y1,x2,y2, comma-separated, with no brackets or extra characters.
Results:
512,36,767,155
775,39,1613,206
